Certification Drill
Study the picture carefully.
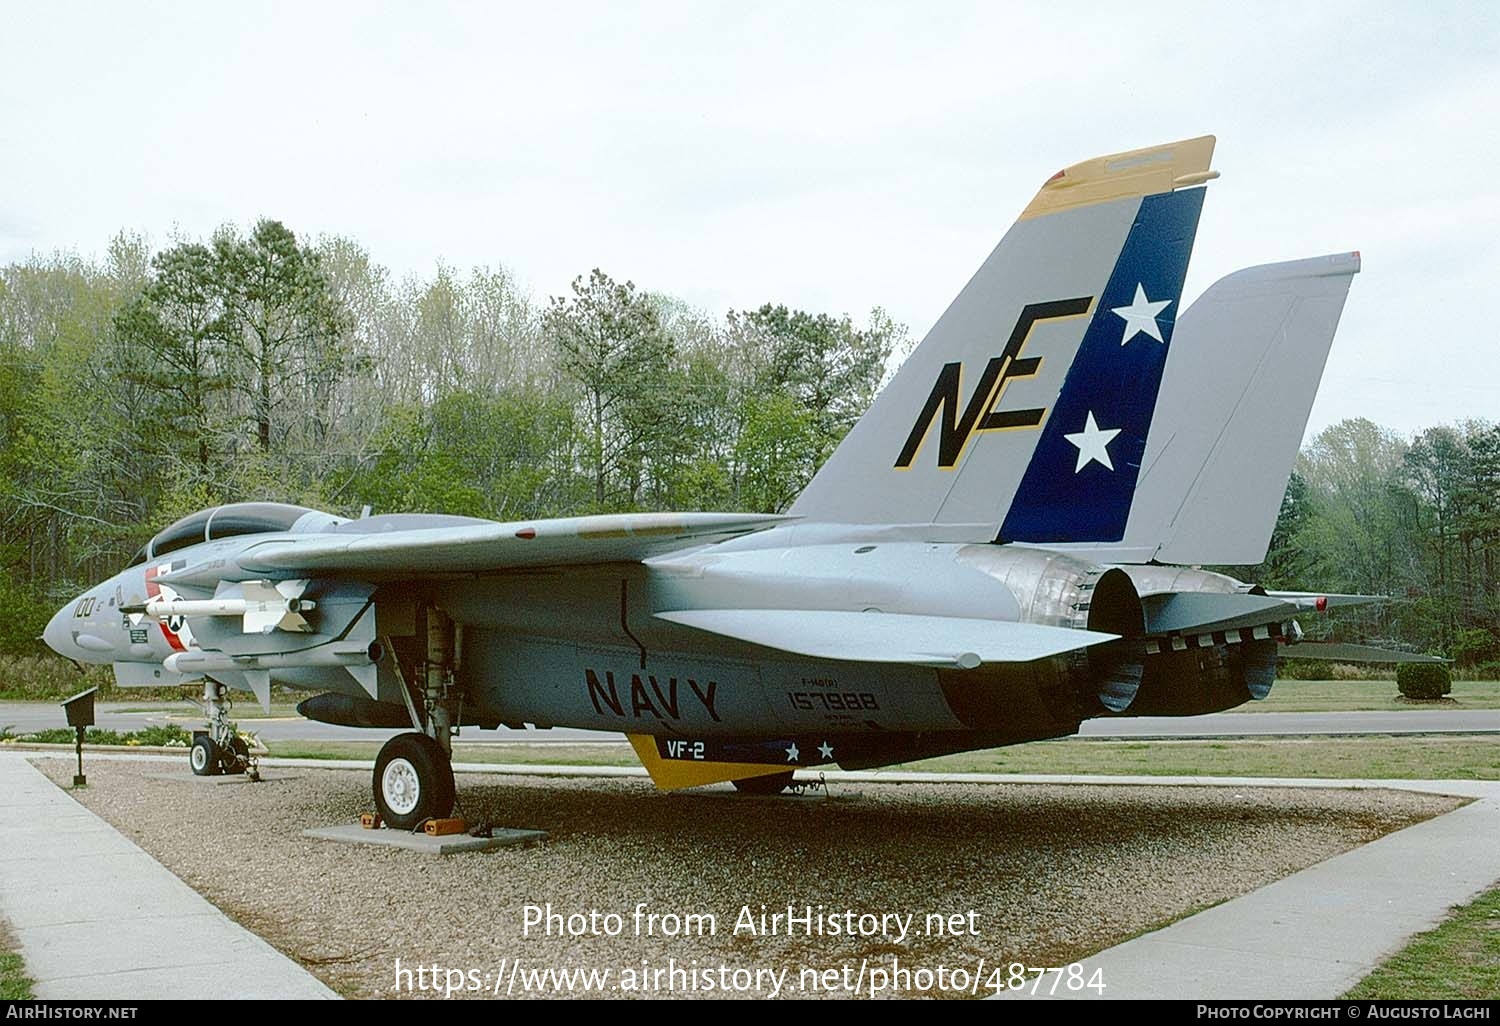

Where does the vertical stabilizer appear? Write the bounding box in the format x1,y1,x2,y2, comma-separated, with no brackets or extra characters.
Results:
790,136,1216,543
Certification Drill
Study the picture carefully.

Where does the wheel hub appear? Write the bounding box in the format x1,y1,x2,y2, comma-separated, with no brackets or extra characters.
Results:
381,757,421,815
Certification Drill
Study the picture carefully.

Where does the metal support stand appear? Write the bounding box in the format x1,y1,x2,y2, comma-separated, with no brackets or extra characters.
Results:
73,725,86,787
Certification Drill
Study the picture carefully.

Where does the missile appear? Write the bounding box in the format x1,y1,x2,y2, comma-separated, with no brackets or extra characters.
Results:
162,639,382,676
123,579,316,634
136,595,315,619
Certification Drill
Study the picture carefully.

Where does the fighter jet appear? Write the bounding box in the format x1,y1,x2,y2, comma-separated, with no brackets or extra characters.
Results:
43,135,1397,829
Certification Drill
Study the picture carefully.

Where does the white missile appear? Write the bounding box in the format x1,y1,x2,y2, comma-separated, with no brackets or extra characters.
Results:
133,580,316,634
143,595,315,619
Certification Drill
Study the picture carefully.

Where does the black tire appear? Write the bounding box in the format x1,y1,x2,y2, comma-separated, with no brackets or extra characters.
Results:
190,735,220,777
731,771,795,796
226,736,251,774
373,732,455,830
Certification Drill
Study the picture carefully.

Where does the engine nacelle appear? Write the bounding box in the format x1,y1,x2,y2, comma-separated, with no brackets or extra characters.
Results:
955,545,1146,713
1116,563,1280,716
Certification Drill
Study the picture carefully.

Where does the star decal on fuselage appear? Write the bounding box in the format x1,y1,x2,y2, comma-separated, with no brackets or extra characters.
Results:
1111,283,1172,344
1064,412,1120,473
818,741,834,760
785,742,800,762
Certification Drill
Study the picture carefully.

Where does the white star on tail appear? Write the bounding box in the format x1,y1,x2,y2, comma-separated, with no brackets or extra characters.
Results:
1111,283,1172,344
785,742,800,762
1064,412,1121,472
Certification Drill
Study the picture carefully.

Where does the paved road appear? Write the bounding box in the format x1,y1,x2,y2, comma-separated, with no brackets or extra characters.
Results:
3,702,1496,745
1078,708,1500,738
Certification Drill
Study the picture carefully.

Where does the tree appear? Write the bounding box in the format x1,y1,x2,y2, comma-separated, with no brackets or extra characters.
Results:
1256,470,1314,590
213,220,349,454
113,242,231,480
725,304,903,465
546,270,674,509
1403,426,1471,647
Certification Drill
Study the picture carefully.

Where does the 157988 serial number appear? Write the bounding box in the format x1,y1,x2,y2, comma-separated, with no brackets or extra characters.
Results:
786,691,880,711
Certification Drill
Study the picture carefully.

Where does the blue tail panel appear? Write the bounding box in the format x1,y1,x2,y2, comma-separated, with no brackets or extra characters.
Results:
998,187,1206,543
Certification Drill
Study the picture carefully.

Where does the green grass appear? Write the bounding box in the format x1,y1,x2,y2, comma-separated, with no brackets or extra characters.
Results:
0,919,32,1001
0,951,31,1000
894,736,1500,780
1234,679,1500,713
262,734,1500,781
1345,885,1500,999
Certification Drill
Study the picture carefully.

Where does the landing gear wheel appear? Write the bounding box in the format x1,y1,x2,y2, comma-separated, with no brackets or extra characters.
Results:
731,771,795,795
373,732,455,830
226,736,251,775
190,735,220,777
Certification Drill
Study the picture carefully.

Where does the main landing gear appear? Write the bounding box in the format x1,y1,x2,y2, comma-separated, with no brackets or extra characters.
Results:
374,732,456,830
372,608,462,830
190,679,252,777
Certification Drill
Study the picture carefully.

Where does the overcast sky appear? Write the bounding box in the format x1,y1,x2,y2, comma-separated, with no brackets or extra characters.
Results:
3,1,1496,438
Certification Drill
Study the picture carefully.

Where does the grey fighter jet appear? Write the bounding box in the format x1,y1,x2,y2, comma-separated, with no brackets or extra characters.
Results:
43,136,1395,828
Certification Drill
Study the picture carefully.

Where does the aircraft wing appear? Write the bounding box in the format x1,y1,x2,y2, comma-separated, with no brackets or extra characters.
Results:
655,609,1117,668
227,512,789,578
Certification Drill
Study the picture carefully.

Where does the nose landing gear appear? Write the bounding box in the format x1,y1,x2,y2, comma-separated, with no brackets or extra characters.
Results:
190,679,253,777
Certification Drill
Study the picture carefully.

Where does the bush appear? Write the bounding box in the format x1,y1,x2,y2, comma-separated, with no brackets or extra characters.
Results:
0,724,192,747
1396,662,1452,700
1278,659,1328,680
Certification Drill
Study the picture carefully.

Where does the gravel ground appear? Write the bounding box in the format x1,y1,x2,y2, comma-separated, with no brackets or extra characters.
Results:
36,760,1459,1000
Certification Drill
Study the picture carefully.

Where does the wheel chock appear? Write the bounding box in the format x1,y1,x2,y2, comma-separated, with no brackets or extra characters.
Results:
360,812,382,830
423,818,467,836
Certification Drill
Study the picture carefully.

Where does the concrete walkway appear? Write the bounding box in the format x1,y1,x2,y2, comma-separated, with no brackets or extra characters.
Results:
994,779,1500,1000
0,753,338,999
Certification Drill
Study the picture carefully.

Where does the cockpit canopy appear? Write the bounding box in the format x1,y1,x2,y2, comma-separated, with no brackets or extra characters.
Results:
128,502,338,565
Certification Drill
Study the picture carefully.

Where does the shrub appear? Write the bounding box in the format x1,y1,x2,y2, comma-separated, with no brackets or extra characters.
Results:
0,724,192,747
1396,662,1452,700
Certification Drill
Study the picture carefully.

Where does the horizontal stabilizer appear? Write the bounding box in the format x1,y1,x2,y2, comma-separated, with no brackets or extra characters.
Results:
1280,642,1445,664
235,512,788,578
1266,591,1386,612
1143,593,1297,635
655,609,1116,668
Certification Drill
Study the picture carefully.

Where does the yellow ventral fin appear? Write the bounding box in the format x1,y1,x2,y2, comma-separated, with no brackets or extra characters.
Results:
627,734,795,791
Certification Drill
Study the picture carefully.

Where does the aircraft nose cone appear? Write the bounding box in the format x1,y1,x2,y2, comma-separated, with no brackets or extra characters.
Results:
43,603,75,658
